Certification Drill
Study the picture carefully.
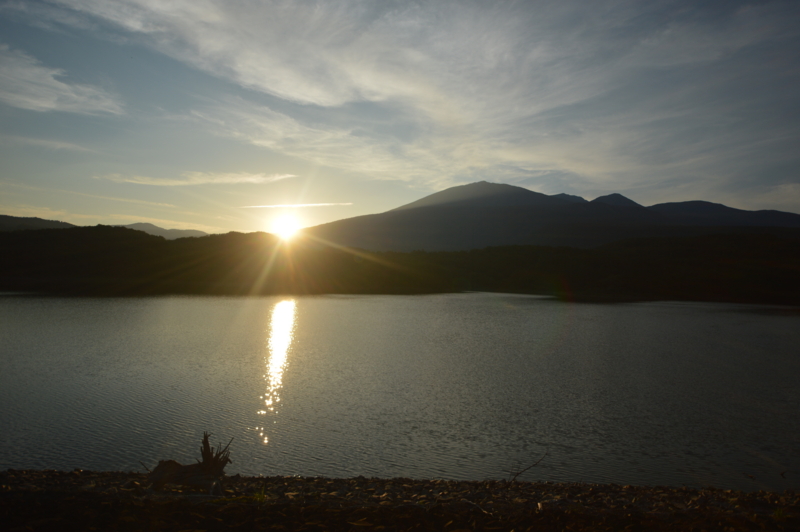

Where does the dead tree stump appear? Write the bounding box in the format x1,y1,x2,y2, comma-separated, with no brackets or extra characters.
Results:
147,432,232,493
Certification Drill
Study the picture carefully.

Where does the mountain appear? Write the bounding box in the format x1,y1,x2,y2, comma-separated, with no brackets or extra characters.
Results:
0,215,207,239
0,215,75,232
307,183,660,251
119,223,207,239
551,193,588,203
591,193,643,208
305,182,800,251
392,181,560,210
648,201,800,227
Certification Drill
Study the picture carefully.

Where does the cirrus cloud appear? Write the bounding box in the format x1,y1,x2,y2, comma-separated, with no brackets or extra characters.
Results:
5,0,800,211
0,43,124,114
97,171,295,186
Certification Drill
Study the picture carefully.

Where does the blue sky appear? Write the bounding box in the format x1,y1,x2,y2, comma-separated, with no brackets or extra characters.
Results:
1,0,798,233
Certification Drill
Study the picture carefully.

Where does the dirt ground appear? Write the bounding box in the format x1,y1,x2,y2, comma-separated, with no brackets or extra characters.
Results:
2,469,798,531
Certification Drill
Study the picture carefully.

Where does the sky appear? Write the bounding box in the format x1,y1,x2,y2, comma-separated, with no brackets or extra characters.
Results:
1,0,799,234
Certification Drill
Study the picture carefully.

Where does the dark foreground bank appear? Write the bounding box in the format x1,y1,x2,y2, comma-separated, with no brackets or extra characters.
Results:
2,470,798,531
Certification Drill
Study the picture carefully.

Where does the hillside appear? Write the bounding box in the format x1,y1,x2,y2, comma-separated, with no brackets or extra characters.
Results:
0,214,75,232
119,223,208,239
0,215,207,239
1,225,799,305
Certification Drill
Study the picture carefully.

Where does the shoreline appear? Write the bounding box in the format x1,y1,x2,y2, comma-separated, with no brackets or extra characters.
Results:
2,469,798,531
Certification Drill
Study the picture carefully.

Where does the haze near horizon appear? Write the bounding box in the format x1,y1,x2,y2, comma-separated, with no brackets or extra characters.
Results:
1,0,799,234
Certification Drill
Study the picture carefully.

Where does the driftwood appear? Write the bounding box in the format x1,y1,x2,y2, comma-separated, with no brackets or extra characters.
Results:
148,432,232,493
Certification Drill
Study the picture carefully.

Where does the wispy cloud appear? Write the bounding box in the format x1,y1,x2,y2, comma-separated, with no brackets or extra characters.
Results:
242,203,353,208
97,171,294,186
67,190,175,208
192,102,445,183
8,1,800,209
0,44,124,114
0,203,74,220
2,135,94,152
0,202,222,232
0,181,175,207
166,1,798,196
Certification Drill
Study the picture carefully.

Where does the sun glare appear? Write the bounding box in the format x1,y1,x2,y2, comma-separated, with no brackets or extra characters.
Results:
271,215,301,240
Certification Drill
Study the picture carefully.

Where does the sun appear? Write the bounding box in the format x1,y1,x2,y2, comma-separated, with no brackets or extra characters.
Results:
271,215,301,240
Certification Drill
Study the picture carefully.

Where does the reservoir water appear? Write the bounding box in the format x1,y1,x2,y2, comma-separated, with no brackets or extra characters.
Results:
1,293,798,491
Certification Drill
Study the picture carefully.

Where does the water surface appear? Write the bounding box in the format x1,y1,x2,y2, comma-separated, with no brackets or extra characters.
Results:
1,293,798,491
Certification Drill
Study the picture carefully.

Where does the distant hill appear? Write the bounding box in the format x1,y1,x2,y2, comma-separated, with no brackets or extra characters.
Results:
0,215,206,239
119,223,207,240
648,201,800,227
0,215,75,232
306,181,800,251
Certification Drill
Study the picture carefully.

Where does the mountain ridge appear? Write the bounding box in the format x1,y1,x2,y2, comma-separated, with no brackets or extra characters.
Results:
4,181,799,249
306,181,800,251
591,193,644,208
391,181,562,210
0,214,76,232
0,215,207,240
117,223,208,239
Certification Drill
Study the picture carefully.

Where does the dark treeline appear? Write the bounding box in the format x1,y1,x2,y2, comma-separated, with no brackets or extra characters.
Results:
1,225,799,305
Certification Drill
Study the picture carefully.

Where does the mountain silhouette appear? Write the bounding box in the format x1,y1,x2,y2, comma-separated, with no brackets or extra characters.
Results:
591,193,644,208
0,215,75,232
118,223,207,239
0,215,207,240
392,181,559,210
551,193,588,204
648,201,800,227
305,182,800,251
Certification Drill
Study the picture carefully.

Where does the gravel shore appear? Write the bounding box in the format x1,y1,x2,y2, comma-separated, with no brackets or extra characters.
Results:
2,469,798,531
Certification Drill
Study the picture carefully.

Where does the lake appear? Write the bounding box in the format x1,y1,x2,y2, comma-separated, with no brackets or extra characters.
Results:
1,293,798,491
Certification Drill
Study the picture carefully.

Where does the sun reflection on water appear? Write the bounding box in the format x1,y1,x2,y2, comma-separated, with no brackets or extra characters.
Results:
258,299,296,444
